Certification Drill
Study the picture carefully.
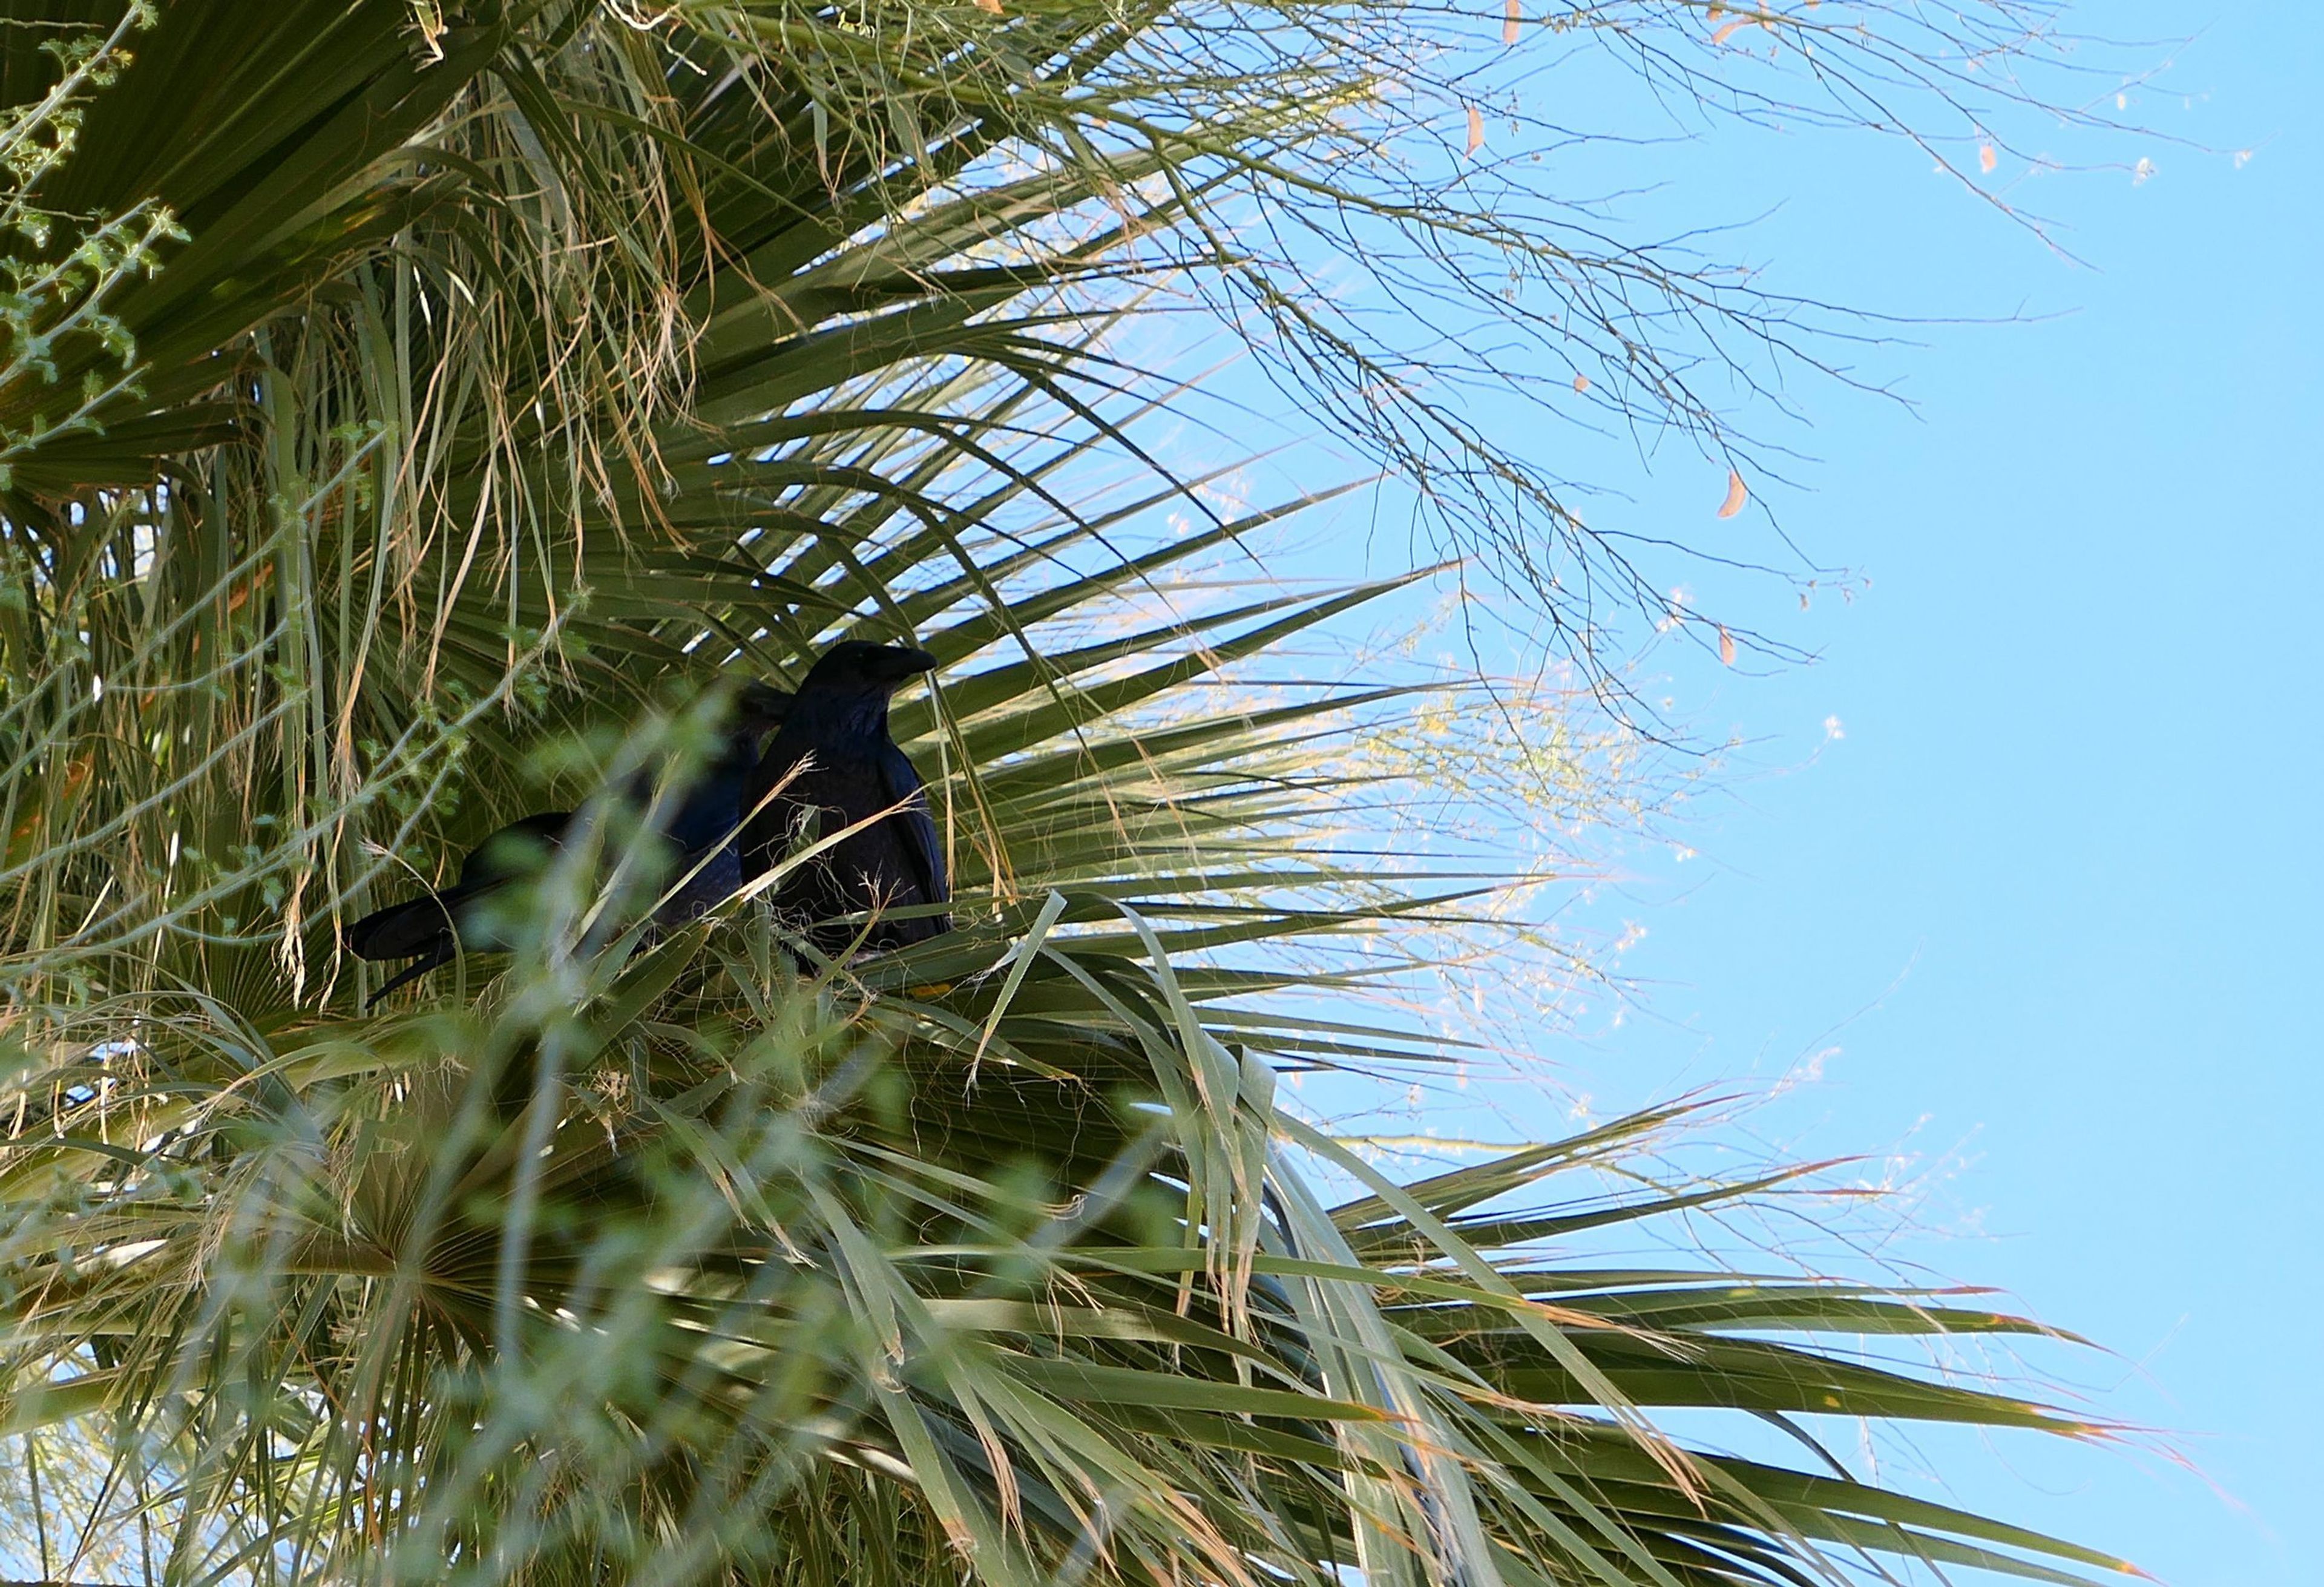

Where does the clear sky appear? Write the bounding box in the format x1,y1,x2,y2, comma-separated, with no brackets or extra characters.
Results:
1226,3,2317,1582
1518,5,2317,1581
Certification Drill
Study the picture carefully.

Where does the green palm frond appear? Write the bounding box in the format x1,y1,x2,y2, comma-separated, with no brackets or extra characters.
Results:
2,967,2129,1587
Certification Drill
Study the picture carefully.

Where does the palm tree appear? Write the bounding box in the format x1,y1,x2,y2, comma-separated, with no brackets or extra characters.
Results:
1,4,2133,1583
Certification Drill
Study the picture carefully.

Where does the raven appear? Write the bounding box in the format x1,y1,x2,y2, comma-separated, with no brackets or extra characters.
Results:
344,681,791,1005
739,641,948,953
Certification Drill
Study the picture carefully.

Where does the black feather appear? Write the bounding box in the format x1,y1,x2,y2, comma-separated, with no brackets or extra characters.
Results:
740,641,949,953
345,682,790,1006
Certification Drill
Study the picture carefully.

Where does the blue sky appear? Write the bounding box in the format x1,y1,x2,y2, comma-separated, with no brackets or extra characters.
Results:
1525,6,2316,1581
1228,3,2319,1581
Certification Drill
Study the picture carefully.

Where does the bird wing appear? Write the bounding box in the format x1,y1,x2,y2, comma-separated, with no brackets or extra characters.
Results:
344,892,462,962
739,738,809,878
348,810,575,966
877,741,947,905
458,811,573,887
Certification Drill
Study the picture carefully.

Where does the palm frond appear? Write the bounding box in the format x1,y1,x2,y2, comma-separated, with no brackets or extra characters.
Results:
0,5,2133,1585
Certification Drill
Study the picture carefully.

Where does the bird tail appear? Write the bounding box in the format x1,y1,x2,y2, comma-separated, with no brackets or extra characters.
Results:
363,946,456,1010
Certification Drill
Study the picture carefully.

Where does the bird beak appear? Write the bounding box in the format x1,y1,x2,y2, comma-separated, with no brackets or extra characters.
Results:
879,648,940,685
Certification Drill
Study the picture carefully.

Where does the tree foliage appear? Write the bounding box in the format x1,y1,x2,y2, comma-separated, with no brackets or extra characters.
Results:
0,2,2135,1584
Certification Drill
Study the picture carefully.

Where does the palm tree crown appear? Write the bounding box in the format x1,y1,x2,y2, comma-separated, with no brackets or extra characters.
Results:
0,5,2132,1585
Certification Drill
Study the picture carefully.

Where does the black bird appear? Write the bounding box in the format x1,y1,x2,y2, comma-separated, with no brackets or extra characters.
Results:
738,641,948,953
345,681,791,1006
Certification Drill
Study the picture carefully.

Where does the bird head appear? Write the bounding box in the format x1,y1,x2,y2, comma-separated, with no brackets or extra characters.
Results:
729,678,794,732
797,641,939,697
